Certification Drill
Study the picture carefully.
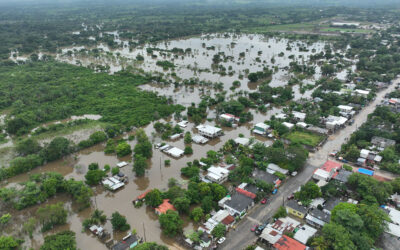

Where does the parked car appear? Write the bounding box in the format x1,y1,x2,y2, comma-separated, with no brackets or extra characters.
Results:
217,237,226,244
329,150,338,157
272,189,278,194
261,198,267,204
255,225,266,235
291,171,298,177
251,224,259,232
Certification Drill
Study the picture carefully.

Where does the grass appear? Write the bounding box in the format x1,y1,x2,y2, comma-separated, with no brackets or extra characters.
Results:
243,22,316,33
319,28,372,34
284,131,324,147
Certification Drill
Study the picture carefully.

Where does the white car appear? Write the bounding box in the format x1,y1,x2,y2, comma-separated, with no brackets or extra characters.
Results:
217,237,226,244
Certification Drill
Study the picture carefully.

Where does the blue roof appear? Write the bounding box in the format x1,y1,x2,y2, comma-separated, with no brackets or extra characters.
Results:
358,168,374,176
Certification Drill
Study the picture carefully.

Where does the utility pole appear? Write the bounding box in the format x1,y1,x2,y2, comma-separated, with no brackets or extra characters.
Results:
142,222,147,242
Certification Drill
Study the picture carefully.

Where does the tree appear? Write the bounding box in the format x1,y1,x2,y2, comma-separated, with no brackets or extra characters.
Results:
36,202,68,231
344,144,360,162
159,210,183,237
16,138,41,156
135,242,168,250
145,189,163,207
173,197,190,214
89,131,107,144
322,223,355,250
42,137,71,162
184,146,193,155
116,141,132,157
211,223,226,238
0,236,19,250
64,179,93,209
111,212,130,231
134,154,148,176
294,181,321,203
190,207,204,222
273,206,287,219
184,132,192,144
330,202,357,221
85,169,106,186
40,231,76,250
332,209,364,233
111,167,119,175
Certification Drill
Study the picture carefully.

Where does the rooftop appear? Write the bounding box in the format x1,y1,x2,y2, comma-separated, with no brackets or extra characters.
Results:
224,192,254,213
322,160,342,172
307,208,330,223
155,199,176,214
294,225,317,244
196,124,222,134
324,198,341,212
273,235,306,250
253,169,279,185
286,200,308,214
112,234,139,250
267,163,289,175
236,187,256,199
333,169,352,183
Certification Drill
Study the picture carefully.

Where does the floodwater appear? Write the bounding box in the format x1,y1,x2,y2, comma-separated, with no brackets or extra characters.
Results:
1,33,356,249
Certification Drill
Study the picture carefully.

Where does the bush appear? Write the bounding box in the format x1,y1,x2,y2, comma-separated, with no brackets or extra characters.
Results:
116,141,132,157
111,212,130,231
184,146,193,155
111,167,119,176
273,206,287,219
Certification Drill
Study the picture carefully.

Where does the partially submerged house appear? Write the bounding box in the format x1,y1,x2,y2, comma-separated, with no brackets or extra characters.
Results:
162,146,185,157
112,233,139,250
155,199,176,215
253,122,270,136
220,113,239,123
206,166,229,184
192,134,209,144
234,137,250,146
117,161,128,168
196,124,223,138
102,176,125,191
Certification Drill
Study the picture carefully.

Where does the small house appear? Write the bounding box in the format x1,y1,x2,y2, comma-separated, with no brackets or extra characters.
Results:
112,233,139,250
220,113,239,123
202,209,234,234
333,169,352,183
177,120,188,128
354,89,370,97
292,112,306,122
285,200,307,219
282,122,294,130
253,122,270,135
371,136,396,150
234,137,250,146
163,146,184,157
102,177,125,191
259,217,300,246
306,208,330,228
206,166,229,184
323,198,341,214
192,134,209,144
273,235,307,250
117,161,128,168
253,169,281,187
221,192,255,217
132,189,152,205
155,199,176,215
196,124,223,138
267,163,289,175
294,225,317,245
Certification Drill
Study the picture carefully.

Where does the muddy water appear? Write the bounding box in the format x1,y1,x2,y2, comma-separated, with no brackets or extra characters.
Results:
1,110,277,249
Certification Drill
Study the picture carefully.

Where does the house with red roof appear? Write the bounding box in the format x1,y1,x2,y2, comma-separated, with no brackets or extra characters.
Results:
155,199,176,215
132,189,152,205
273,235,306,250
313,160,342,181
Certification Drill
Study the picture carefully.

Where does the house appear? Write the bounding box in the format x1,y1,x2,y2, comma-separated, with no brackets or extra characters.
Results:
333,169,352,183
356,157,367,166
294,225,317,244
309,198,325,209
338,105,354,114
132,189,152,204
253,169,281,187
202,209,235,234
170,133,183,140
112,233,139,250
292,112,306,122
325,115,347,130
390,194,400,208
381,206,400,238
371,136,396,150
234,137,250,146
196,124,223,138
177,120,188,128
220,113,239,123
117,161,128,168
221,192,255,217
323,198,341,214
199,233,212,248
155,199,176,215
239,183,258,196
354,89,370,97
273,235,307,250
296,122,308,128
275,113,287,119
357,167,374,176
282,122,294,130
259,217,300,245
285,200,308,219
163,146,184,157
206,166,229,184
102,177,125,191
306,208,330,228
267,163,289,175
236,187,257,200
192,134,209,144
360,149,370,158
312,160,342,181
253,122,270,135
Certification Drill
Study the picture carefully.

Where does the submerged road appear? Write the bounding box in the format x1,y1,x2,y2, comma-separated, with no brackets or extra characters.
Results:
220,79,399,250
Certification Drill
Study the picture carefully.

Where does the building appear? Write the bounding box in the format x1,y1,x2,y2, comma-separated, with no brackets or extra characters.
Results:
112,233,139,250
338,105,354,114
163,146,184,157
390,194,400,208
313,160,342,181
117,161,128,168
206,166,229,184
220,192,255,217
354,89,370,97
325,115,347,130
220,113,239,123
155,199,176,215
294,225,317,244
102,177,125,191
296,122,308,128
259,217,300,246
357,168,374,176
253,122,270,135
371,136,396,150
132,189,152,204
333,169,352,183
292,112,306,122
267,163,289,175
282,122,294,130
381,206,400,238
177,120,188,128
273,235,307,250
234,137,250,146
202,209,235,234
196,124,223,138
323,198,341,214
305,208,330,228
192,134,209,144
253,169,281,187
285,200,308,219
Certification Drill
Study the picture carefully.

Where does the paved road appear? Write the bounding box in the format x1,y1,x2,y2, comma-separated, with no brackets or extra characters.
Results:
220,79,399,250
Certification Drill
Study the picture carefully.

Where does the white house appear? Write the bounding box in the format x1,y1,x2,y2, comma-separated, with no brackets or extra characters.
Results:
234,137,250,146
192,134,209,144
325,115,347,130
164,146,185,157
196,124,223,138
117,161,128,168
220,113,239,123
338,105,353,114
102,177,125,191
253,122,270,135
282,122,294,130
292,111,306,122
206,166,229,184
354,89,370,97
294,225,317,244
267,163,289,175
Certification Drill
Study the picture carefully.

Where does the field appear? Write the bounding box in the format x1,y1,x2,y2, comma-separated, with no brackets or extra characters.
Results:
284,130,325,147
